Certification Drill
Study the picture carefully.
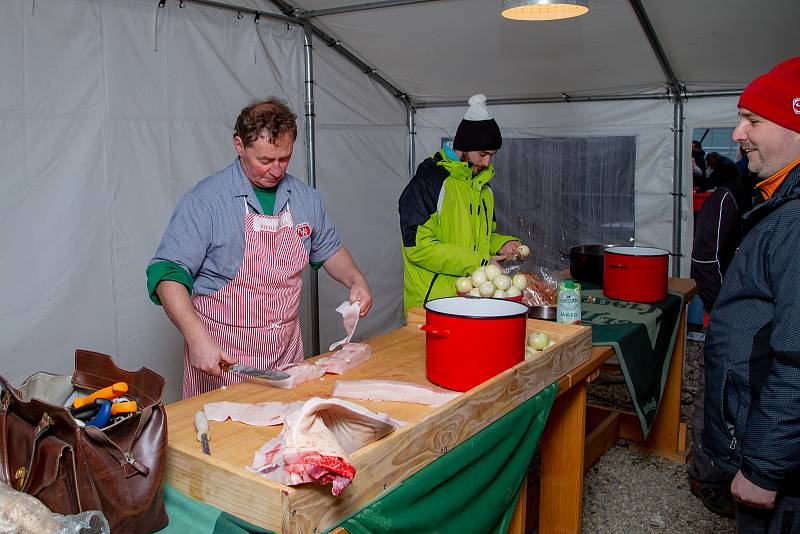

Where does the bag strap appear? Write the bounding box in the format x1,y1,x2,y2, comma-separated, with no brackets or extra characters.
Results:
18,412,56,492
0,391,10,485
0,377,19,486
82,407,153,478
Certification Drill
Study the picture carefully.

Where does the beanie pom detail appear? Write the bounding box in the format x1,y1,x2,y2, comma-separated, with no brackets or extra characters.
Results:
468,94,487,106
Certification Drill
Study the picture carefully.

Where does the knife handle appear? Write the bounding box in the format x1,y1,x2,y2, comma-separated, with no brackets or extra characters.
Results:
194,411,210,442
219,361,232,372
73,382,128,409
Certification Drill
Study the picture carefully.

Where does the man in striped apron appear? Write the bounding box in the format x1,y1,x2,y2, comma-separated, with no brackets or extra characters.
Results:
148,98,372,397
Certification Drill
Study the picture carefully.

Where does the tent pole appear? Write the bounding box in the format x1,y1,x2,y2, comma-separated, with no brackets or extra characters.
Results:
303,24,321,356
671,92,685,277
297,0,443,18
416,89,743,108
407,103,416,178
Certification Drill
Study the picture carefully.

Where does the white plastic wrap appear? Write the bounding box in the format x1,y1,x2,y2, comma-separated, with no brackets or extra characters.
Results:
0,482,109,534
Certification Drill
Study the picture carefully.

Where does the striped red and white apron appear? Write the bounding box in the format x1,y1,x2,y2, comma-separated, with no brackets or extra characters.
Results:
183,198,308,398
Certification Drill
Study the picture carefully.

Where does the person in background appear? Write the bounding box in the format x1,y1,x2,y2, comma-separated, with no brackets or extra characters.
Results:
398,94,520,312
702,56,800,533
736,146,751,177
692,140,707,187
148,97,372,398
688,164,755,518
703,151,742,190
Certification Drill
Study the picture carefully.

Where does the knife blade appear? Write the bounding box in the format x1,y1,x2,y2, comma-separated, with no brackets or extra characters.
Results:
219,362,291,380
194,411,211,455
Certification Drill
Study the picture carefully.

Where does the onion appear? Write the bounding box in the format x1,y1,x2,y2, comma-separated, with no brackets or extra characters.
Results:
484,264,502,281
512,273,528,291
505,285,522,298
471,270,487,286
492,289,507,298
517,244,530,258
527,332,550,350
525,346,539,360
455,277,473,294
468,287,481,297
479,281,495,297
493,274,512,291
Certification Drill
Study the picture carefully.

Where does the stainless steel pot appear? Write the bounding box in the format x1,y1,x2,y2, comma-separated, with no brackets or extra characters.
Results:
569,244,617,285
528,304,557,321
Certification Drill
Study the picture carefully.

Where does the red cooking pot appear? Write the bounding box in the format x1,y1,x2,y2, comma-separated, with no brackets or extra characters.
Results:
422,297,528,392
603,246,669,303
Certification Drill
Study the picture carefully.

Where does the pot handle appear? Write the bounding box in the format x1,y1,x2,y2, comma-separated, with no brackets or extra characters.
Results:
420,325,451,337
608,263,629,270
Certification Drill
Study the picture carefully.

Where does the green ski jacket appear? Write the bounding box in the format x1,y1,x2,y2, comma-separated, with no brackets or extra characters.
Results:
399,149,517,311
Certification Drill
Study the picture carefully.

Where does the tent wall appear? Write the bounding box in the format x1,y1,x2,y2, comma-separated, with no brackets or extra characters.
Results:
414,99,693,275
0,0,408,402
0,0,307,401
306,34,407,352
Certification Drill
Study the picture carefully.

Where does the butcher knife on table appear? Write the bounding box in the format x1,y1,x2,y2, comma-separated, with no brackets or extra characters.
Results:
219,362,290,380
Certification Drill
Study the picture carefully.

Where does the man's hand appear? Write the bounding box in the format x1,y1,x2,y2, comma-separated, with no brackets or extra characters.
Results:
731,470,777,509
349,279,373,318
496,241,521,262
186,333,238,377
323,247,373,318
157,280,238,377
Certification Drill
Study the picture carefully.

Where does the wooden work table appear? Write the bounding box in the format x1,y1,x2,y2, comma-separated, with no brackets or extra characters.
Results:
165,310,592,532
524,276,697,534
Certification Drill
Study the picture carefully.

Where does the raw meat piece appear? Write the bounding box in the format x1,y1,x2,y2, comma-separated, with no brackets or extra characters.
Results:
314,343,372,374
250,397,402,495
263,363,325,389
203,400,304,426
328,301,361,351
332,379,461,407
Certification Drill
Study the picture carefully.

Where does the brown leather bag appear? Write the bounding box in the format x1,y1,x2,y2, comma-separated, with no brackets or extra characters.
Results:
0,350,169,533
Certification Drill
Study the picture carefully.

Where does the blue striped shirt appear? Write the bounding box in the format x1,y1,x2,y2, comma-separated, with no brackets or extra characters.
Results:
149,159,342,296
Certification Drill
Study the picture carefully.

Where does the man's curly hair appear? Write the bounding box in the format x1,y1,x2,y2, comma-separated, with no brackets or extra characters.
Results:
234,97,297,147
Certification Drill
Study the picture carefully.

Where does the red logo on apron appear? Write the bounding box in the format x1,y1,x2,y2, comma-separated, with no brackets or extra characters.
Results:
296,223,312,239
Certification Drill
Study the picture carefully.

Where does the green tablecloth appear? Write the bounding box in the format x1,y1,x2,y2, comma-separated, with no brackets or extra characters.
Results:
581,287,684,438
158,382,558,534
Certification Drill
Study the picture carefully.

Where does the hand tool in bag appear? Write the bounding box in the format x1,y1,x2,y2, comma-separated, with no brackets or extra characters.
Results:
86,399,112,428
72,381,128,409
219,362,290,380
194,411,211,455
70,399,139,420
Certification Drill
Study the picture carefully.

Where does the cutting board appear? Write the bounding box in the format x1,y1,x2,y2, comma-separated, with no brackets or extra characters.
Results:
164,310,591,532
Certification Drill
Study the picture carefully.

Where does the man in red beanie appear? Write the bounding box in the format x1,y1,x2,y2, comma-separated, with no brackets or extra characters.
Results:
702,56,800,532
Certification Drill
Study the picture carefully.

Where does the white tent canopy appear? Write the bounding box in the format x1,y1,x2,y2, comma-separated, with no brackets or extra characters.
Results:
0,0,796,401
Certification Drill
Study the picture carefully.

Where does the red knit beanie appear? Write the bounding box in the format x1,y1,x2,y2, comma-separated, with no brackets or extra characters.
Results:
738,56,800,134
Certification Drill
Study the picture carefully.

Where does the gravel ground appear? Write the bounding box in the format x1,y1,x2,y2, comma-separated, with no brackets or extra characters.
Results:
577,337,736,533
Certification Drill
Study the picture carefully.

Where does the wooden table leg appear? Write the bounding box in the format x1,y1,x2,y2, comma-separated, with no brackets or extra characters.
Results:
634,306,689,462
539,379,587,534
508,480,526,534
